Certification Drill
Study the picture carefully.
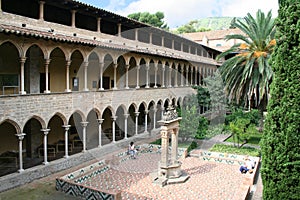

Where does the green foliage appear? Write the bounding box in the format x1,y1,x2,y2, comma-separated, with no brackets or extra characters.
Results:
225,109,260,125
195,116,208,139
261,1,300,199
127,12,168,29
187,141,198,153
210,144,260,157
226,126,261,145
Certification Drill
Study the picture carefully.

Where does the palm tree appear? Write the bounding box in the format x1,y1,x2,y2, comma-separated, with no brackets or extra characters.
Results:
217,10,276,128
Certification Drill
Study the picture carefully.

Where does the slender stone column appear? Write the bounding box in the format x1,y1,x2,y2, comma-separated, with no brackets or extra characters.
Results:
113,63,117,90
65,60,71,92
190,67,193,86
180,67,184,87
134,112,139,135
172,40,174,49
125,64,129,89
112,116,117,142
149,32,153,44
117,23,122,37
19,57,26,94
195,48,198,55
15,133,26,172
124,114,129,139
161,36,164,47
83,61,89,91
41,128,50,165
97,119,104,147
160,126,169,167
144,110,149,133
162,64,165,87
145,64,150,88
44,59,51,93
62,125,71,158
136,65,140,89
181,43,183,51
160,105,164,119
99,62,104,90
174,63,178,87
80,122,88,152
0,0,2,12
39,1,45,20
97,17,101,32
168,65,172,87
194,67,197,85
135,29,138,41
152,108,157,130
154,63,158,88
71,10,76,28
171,129,178,164
185,66,189,86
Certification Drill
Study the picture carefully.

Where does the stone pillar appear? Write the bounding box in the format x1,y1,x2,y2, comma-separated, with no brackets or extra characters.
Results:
174,63,178,87
15,133,26,172
149,32,153,44
195,47,198,55
185,66,189,86
144,110,149,133
136,65,140,89
160,126,169,167
71,10,76,28
80,122,88,152
145,64,150,88
168,65,172,87
19,57,26,94
44,59,51,93
62,125,71,158
99,62,104,90
125,64,129,89
190,67,193,86
172,40,174,49
194,67,197,86
181,43,183,51
113,63,117,90
112,116,117,142
171,129,178,164
134,112,139,135
135,29,138,41
65,60,71,92
97,119,104,147
161,105,164,119
41,128,50,165
97,17,101,32
83,61,89,91
188,45,191,53
162,64,165,87
124,114,129,139
39,1,45,20
180,67,184,87
161,36,164,47
152,108,157,130
154,63,158,88
117,23,121,37
0,0,2,12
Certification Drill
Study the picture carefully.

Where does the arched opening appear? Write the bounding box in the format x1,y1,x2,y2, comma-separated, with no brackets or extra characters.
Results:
117,56,126,89
139,58,146,88
70,50,83,91
156,100,163,128
103,54,114,90
0,42,20,95
147,101,155,130
0,121,19,176
68,113,83,154
137,103,146,133
149,60,155,87
86,109,99,149
128,57,137,89
128,104,136,137
87,52,100,91
102,108,113,145
115,106,125,141
49,47,66,92
48,115,65,160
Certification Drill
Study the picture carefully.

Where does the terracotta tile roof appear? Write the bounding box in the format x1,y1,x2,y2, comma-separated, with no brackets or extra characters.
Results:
182,28,245,41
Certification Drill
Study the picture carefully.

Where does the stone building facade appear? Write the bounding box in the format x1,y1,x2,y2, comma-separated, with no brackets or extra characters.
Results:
0,0,219,178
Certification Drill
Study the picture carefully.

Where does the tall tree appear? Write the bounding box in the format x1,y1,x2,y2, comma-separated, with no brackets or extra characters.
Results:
216,10,276,125
261,0,300,199
127,12,168,29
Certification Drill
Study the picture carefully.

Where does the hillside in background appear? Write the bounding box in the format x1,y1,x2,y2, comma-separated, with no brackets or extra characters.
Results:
172,17,243,34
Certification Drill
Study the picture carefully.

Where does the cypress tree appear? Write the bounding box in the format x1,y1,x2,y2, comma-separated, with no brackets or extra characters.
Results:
261,0,300,199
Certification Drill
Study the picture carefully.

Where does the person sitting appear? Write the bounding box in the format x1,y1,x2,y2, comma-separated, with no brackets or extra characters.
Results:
239,156,254,174
128,142,137,159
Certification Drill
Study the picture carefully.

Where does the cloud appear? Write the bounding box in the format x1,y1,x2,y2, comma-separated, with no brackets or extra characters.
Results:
103,0,279,28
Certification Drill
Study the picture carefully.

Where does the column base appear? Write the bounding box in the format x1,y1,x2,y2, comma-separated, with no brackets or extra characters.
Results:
64,155,69,159
18,169,24,173
99,88,104,91
82,149,87,153
145,86,150,89
112,87,118,90
98,145,102,148
44,90,51,94
135,86,140,89
83,88,89,92
43,161,49,165
154,86,157,88
19,91,27,95
65,89,71,92
125,87,129,89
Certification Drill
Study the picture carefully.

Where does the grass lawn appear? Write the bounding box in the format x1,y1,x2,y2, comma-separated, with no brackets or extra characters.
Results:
225,133,262,145
210,144,261,157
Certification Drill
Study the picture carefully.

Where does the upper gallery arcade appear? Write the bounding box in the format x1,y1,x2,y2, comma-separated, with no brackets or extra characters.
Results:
0,0,220,178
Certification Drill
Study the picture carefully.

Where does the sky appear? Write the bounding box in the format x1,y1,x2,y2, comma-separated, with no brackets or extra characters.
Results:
79,0,279,28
